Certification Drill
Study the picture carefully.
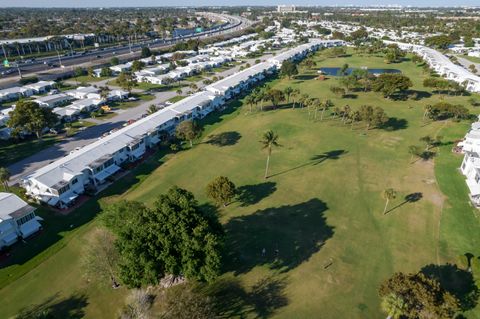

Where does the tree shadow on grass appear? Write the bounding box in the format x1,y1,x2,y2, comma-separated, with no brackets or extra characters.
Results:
206,131,242,147
268,150,347,178
16,292,88,319
381,117,408,131
224,199,333,275
421,263,479,311
385,192,423,215
408,90,432,100
236,182,277,207
207,276,288,319
294,74,317,81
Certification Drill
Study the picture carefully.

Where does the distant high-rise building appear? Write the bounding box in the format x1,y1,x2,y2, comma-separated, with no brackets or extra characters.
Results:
277,5,296,13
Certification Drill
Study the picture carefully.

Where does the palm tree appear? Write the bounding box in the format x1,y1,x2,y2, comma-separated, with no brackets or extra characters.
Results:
350,110,361,130
147,104,158,115
284,86,293,104
423,104,432,121
320,99,334,121
342,105,351,123
300,93,309,108
189,83,198,92
381,293,407,319
260,130,280,179
383,188,397,214
291,88,300,108
408,145,421,163
0,167,11,191
100,86,110,101
255,89,266,111
244,95,255,113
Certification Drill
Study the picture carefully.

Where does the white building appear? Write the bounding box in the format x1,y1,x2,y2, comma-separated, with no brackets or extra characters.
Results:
65,86,100,100
277,5,296,13
386,41,480,93
22,40,344,208
459,119,480,206
24,81,55,94
0,192,41,249
34,94,73,108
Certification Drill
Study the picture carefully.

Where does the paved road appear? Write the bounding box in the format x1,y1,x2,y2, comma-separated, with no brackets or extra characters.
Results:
456,56,480,75
0,14,252,88
7,53,273,185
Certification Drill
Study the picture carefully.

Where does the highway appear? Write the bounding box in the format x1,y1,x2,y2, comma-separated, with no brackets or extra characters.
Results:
0,13,252,87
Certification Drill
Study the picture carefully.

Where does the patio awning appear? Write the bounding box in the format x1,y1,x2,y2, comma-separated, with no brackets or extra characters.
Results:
62,193,79,204
2,232,18,246
104,164,121,176
47,197,60,206
20,219,41,238
94,169,111,183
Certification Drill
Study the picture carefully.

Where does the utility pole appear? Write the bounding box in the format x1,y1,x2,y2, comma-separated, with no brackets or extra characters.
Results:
56,50,63,67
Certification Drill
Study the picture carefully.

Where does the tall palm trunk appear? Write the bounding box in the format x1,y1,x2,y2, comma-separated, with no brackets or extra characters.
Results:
383,199,389,215
264,148,271,179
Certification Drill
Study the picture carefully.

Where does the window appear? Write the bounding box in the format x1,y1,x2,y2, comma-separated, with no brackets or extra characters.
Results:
58,184,70,195
476,174,480,184
71,178,78,185
16,212,35,226
103,158,114,168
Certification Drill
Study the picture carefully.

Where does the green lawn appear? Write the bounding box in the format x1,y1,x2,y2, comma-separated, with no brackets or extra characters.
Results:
0,135,60,167
167,95,186,103
74,75,112,83
463,55,480,64
1,49,480,318
108,93,155,110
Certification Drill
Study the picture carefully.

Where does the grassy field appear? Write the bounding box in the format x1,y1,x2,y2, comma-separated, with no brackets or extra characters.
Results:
108,93,155,110
463,55,480,64
74,75,112,83
1,49,480,318
0,134,60,167
166,95,186,103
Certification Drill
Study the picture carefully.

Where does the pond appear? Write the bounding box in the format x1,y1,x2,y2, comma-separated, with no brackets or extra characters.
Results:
318,67,401,76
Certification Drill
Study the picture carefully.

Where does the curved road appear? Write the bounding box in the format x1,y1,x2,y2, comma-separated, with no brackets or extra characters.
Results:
0,13,253,88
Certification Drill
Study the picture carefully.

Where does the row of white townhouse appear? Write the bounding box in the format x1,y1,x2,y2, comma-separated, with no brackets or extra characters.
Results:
0,81,55,102
459,119,480,206
0,192,41,249
385,41,480,93
22,39,345,209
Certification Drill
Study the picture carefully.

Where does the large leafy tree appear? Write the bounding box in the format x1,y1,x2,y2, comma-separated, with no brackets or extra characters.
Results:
379,272,460,318
425,35,453,50
102,187,224,288
131,60,145,72
175,120,202,147
280,60,298,79
8,100,57,139
381,293,408,319
372,74,412,99
116,71,137,93
206,176,236,207
0,167,10,191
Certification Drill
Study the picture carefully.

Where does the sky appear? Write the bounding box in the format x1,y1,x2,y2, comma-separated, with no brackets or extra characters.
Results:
0,0,479,7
